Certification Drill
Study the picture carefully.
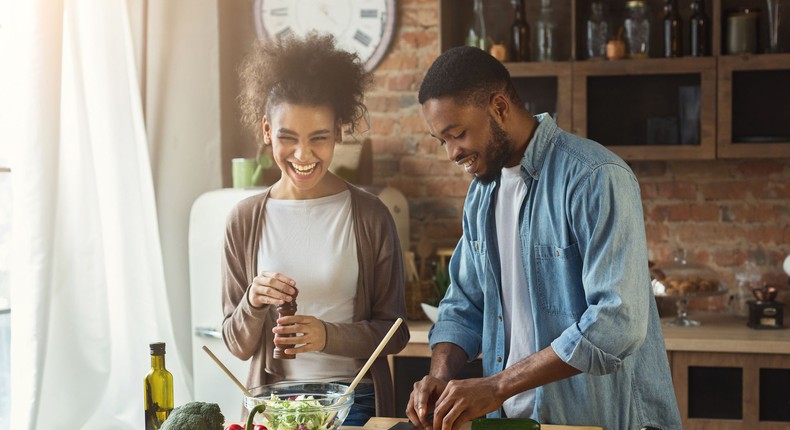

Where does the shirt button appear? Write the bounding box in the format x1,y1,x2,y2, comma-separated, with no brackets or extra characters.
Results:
498,315,503,321
497,356,502,363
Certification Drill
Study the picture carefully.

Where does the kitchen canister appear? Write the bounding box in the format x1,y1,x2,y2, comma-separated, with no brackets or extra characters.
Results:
727,9,759,54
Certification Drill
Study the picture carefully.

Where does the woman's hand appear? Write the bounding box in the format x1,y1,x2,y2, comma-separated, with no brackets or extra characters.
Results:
247,271,297,308
272,315,327,354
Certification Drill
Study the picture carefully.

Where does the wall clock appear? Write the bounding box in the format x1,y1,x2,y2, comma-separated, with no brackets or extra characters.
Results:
253,0,397,72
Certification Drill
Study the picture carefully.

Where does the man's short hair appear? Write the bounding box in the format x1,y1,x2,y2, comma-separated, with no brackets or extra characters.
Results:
418,46,522,107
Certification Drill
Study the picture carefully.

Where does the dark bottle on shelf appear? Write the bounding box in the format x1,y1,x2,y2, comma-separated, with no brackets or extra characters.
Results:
663,0,682,57
510,0,530,62
689,0,710,56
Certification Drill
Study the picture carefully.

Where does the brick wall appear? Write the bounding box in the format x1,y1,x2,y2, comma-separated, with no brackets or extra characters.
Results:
368,0,790,309
635,159,790,310
368,0,467,252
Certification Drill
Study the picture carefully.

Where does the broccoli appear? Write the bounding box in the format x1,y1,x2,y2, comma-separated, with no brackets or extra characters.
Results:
160,401,225,430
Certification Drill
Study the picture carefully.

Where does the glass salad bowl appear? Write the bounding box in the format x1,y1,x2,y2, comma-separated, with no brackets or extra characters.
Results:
243,382,354,430
650,254,727,327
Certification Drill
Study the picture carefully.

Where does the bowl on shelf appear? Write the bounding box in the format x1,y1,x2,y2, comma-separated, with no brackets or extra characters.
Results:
243,381,353,430
420,303,439,323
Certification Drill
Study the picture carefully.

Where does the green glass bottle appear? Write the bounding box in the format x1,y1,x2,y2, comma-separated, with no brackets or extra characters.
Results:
144,342,174,430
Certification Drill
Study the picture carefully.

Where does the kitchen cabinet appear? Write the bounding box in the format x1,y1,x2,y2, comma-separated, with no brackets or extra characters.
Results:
664,313,790,429
397,315,790,428
717,53,790,159
438,0,790,160
572,57,716,160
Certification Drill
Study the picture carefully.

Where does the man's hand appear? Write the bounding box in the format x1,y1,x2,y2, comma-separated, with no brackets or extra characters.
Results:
406,375,447,429
407,343,472,430
431,376,506,430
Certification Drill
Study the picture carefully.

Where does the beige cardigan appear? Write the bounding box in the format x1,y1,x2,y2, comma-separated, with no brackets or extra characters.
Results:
221,184,409,417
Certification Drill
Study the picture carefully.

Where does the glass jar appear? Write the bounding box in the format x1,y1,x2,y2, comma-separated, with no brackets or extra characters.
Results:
466,0,488,50
624,0,650,59
586,2,610,60
534,0,557,61
727,9,758,54
732,261,762,317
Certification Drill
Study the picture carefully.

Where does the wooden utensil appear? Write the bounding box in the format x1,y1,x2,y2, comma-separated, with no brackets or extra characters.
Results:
202,345,253,398
324,318,404,425
346,317,402,394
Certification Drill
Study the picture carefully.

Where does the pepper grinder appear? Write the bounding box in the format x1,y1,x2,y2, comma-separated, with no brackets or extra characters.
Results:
273,290,298,359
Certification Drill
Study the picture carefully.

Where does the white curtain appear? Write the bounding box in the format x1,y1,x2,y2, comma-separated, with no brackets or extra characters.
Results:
4,0,193,428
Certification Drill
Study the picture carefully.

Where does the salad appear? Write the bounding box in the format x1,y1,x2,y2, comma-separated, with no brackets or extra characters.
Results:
262,395,335,430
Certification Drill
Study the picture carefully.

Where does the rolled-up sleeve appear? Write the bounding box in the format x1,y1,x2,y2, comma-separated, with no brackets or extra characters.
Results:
554,163,651,375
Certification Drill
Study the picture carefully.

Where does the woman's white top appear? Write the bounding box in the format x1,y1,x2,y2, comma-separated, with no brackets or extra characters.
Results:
258,190,359,380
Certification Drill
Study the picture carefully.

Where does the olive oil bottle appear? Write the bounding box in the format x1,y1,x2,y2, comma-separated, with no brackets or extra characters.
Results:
144,342,173,430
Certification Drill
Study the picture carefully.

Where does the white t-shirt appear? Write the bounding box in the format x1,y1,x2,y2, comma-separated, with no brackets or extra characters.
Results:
258,190,359,381
495,165,536,417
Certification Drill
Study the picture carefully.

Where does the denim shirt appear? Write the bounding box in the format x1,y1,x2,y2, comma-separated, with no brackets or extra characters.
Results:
429,115,682,429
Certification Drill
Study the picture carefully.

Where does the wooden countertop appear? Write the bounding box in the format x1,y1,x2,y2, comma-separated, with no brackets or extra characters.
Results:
400,312,790,357
351,417,603,430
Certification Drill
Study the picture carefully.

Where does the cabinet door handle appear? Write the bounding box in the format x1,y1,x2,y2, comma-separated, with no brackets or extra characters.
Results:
194,326,222,339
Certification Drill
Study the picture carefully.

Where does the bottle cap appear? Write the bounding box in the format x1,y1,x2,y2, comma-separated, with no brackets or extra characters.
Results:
150,342,166,355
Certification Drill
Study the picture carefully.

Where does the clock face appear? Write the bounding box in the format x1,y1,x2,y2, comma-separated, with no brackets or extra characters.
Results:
253,0,396,72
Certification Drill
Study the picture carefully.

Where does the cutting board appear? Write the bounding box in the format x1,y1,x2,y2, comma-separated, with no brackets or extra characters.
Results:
356,417,604,430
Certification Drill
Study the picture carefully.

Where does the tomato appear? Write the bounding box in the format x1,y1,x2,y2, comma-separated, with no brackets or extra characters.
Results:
254,425,267,430
225,424,245,430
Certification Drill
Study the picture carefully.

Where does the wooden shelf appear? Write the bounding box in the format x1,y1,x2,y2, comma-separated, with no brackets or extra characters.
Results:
438,0,790,160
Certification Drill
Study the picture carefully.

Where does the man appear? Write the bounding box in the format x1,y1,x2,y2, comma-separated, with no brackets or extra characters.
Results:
405,46,681,430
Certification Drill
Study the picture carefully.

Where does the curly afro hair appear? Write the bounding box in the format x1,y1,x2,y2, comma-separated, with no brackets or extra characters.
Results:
418,46,521,107
238,32,373,143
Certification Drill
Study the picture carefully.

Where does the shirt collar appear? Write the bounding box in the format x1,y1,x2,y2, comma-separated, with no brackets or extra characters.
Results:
520,113,558,181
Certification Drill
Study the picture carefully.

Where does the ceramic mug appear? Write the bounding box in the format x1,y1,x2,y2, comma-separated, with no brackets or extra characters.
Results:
232,158,257,188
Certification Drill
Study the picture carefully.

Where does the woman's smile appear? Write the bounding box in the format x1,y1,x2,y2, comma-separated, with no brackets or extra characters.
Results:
290,161,318,176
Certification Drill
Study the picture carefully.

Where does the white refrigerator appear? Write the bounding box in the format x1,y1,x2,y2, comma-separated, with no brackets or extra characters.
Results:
189,188,262,420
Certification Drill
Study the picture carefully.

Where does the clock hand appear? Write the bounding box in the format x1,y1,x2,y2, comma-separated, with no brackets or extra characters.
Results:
318,3,339,26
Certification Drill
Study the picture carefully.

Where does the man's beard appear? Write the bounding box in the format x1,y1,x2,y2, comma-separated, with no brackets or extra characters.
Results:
476,115,513,184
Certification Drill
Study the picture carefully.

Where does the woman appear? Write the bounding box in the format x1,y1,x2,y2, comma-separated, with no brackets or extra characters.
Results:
221,33,409,424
